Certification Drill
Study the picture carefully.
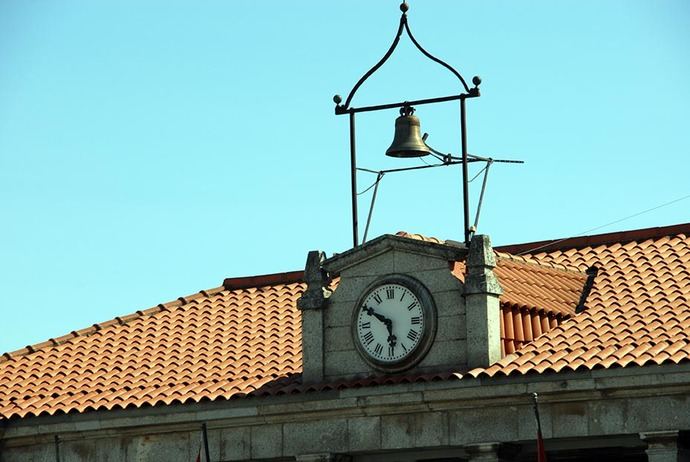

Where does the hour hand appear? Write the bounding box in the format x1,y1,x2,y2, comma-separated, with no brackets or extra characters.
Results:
364,306,396,347
363,306,389,325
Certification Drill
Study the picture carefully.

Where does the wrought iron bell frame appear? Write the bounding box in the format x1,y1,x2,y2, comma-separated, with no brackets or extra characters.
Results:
334,1,481,248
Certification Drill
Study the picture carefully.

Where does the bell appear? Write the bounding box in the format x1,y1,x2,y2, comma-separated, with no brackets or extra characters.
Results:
385,106,431,158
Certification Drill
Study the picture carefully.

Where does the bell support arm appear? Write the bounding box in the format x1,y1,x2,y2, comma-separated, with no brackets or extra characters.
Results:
335,92,478,116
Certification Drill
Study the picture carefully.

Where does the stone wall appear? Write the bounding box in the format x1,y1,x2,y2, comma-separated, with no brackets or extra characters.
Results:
3,365,690,461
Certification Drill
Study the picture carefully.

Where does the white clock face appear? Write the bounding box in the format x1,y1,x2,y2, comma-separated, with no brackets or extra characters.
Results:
355,282,426,364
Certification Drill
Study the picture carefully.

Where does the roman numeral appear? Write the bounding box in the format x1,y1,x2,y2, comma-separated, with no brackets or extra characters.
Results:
374,343,383,356
401,343,408,352
363,331,374,345
407,301,419,311
386,288,395,299
360,322,371,329
407,329,419,342
399,292,405,302
411,316,421,325
388,345,395,357
373,293,382,304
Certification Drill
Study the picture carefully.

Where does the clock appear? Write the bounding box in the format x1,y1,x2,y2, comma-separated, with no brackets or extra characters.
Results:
352,275,437,372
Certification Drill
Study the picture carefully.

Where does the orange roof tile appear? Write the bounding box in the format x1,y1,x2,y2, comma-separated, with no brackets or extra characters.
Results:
2,224,689,419
400,230,587,316
0,276,304,419
473,226,690,377
404,231,586,355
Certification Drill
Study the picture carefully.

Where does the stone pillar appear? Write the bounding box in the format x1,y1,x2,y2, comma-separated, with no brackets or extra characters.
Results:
295,454,351,462
640,431,689,462
465,442,509,462
297,250,331,384
463,234,503,369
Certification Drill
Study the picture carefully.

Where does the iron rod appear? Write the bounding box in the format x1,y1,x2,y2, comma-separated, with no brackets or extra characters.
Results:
402,16,471,93
54,435,60,462
532,393,543,433
357,161,463,176
461,98,470,245
202,423,211,462
337,93,476,115
343,15,405,110
427,148,522,164
473,160,492,233
357,167,382,175
468,154,523,164
349,112,359,247
362,172,384,244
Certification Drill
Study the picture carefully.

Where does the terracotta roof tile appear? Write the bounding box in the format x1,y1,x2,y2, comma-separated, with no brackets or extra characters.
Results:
0,274,304,419
425,234,589,317
3,225,690,419
473,229,690,377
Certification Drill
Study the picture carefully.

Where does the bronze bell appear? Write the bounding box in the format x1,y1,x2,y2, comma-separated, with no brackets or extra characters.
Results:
385,106,431,158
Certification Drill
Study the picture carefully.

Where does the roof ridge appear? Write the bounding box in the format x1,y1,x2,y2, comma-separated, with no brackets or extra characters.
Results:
0,285,227,364
495,222,690,255
394,231,446,244
495,251,584,275
223,270,304,290
398,231,584,274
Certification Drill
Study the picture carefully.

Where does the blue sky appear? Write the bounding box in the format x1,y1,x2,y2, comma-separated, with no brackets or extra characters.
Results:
1,1,689,354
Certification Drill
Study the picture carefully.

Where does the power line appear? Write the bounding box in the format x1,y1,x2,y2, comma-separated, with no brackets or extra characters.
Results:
517,192,690,256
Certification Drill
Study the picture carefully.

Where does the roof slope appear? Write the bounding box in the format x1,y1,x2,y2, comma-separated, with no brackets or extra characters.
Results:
397,231,585,316
401,231,586,354
2,224,689,419
475,226,690,377
0,281,303,419
493,255,584,353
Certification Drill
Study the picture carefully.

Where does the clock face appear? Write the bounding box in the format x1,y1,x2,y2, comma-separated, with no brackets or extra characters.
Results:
352,276,436,371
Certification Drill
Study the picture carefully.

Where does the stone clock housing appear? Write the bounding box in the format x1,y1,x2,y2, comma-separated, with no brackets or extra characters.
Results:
298,233,502,383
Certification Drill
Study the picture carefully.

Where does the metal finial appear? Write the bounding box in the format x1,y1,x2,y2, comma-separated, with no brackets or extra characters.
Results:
400,1,409,13
472,76,482,86
333,94,343,105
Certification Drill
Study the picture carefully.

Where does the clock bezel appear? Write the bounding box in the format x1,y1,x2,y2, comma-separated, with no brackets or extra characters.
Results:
351,274,437,373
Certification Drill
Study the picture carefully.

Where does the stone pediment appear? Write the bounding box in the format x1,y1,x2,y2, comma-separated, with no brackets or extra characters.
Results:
323,234,467,275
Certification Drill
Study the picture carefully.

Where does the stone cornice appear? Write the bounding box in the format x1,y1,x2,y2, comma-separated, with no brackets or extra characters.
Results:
4,362,690,445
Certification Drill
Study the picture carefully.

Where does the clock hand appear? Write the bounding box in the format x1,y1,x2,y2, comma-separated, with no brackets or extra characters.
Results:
387,327,397,348
363,306,390,325
363,306,397,347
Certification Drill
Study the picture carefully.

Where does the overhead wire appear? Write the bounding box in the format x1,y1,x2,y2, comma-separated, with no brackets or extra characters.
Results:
357,174,385,196
516,192,690,256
